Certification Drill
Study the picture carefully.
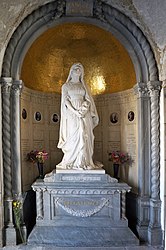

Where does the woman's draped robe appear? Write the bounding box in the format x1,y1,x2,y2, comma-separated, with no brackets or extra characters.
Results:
57,82,99,170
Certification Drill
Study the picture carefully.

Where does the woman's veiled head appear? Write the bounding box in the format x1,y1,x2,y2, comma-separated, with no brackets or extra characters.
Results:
66,63,84,83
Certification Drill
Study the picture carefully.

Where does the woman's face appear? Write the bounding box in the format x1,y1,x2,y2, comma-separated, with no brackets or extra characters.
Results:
71,66,82,77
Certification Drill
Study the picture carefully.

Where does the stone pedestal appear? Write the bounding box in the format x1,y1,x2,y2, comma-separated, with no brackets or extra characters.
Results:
28,170,139,247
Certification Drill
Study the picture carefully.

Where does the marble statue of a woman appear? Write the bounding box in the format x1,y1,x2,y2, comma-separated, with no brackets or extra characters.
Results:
57,63,101,170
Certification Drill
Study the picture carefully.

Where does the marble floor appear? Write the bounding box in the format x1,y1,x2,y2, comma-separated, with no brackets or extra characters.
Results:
1,245,164,250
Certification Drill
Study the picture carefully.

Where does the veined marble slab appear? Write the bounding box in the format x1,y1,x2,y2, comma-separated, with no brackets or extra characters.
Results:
30,172,139,247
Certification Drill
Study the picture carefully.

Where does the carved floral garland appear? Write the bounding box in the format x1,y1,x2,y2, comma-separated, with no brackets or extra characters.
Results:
55,198,109,217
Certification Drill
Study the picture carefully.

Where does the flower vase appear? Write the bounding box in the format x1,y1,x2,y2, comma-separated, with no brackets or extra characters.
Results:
113,163,119,180
37,162,44,179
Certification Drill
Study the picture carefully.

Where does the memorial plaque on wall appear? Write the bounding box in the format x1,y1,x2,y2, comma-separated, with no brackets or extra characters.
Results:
126,133,136,162
22,139,30,159
109,131,121,142
33,140,44,150
108,141,121,151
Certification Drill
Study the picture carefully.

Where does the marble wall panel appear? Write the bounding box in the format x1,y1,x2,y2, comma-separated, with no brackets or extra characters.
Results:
49,140,58,151
21,88,61,191
94,141,103,163
94,89,138,191
108,130,121,142
21,128,30,140
94,126,102,141
33,129,44,140
21,87,137,191
49,130,59,141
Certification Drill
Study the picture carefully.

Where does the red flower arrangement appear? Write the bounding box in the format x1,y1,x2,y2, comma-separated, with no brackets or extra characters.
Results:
108,151,130,164
27,150,49,164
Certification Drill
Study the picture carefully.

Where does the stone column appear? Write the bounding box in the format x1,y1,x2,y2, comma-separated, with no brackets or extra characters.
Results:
11,80,23,195
1,77,16,245
32,187,44,221
11,80,26,242
121,191,126,219
36,189,44,220
147,81,162,245
134,82,151,242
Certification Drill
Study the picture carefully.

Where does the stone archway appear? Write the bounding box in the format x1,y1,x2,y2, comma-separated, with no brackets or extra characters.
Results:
0,0,162,246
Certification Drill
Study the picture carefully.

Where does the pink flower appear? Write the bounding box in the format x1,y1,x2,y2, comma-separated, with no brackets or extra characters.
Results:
27,150,49,164
108,151,130,165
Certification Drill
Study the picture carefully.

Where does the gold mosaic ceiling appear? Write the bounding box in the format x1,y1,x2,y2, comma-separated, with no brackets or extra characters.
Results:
21,23,136,95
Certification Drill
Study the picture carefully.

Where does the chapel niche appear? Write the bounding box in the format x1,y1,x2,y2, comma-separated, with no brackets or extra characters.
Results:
20,22,137,192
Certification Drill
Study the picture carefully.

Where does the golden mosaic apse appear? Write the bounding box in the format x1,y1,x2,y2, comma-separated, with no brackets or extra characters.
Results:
21,23,136,95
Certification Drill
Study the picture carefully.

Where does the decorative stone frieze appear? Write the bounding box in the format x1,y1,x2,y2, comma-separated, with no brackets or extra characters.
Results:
33,187,130,196
66,0,93,17
51,0,65,20
55,197,109,217
93,0,107,22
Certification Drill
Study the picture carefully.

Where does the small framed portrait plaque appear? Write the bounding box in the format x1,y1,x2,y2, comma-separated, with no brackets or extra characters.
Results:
128,111,134,122
52,113,59,123
22,108,27,120
110,112,118,124
35,111,42,121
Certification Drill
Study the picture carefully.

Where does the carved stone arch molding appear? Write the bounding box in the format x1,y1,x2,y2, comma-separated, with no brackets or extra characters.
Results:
0,0,162,246
2,0,158,82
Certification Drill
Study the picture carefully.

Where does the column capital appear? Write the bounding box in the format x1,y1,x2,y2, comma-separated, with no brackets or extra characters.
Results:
0,77,13,93
11,80,23,94
133,82,149,97
0,77,13,84
150,199,161,208
147,81,161,96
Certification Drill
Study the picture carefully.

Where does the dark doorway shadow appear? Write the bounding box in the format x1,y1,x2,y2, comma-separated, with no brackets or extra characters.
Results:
23,189,36,237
